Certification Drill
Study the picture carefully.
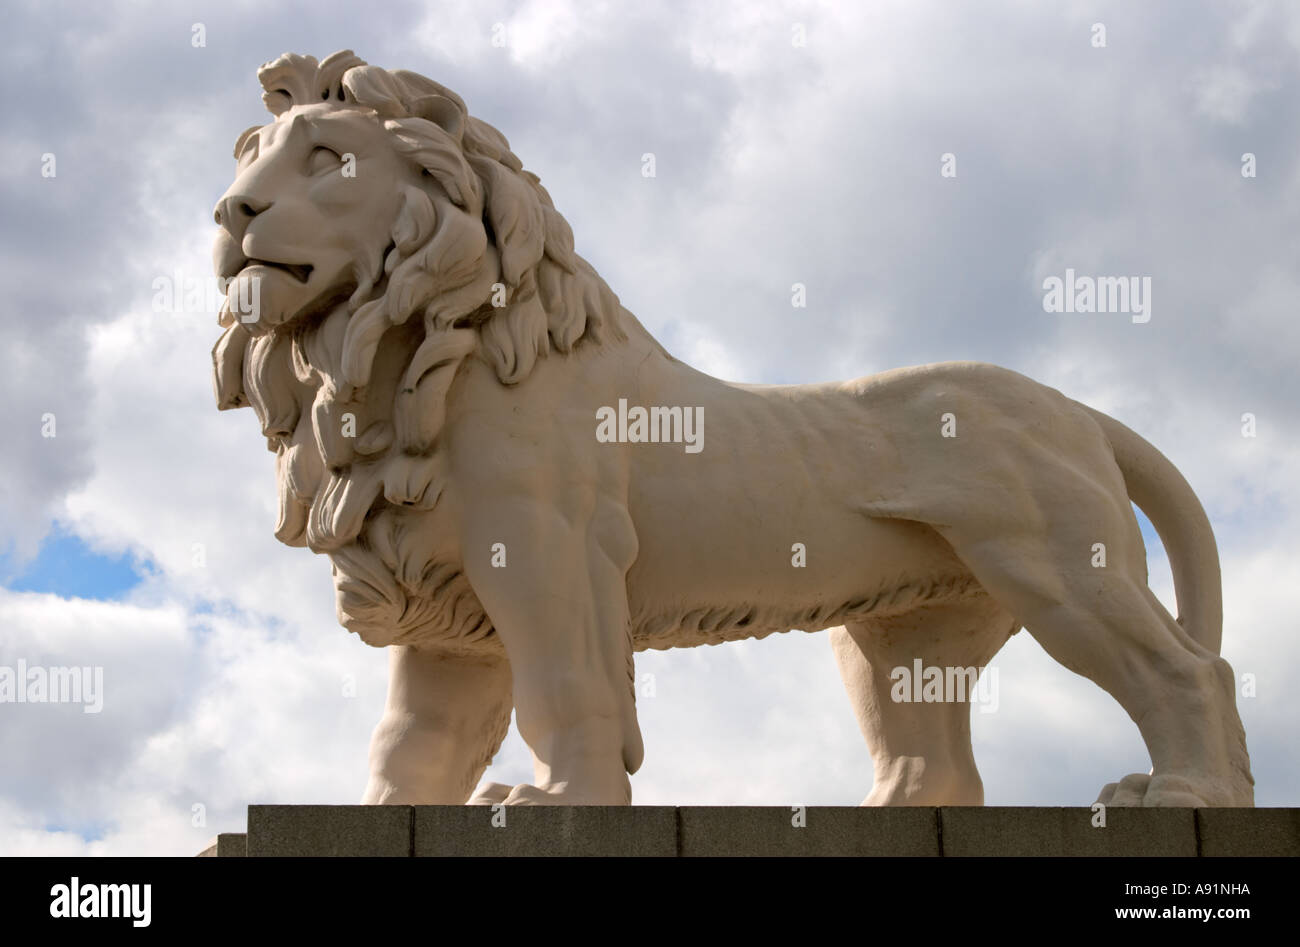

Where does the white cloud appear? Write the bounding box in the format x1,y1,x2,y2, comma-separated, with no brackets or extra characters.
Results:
1192,65,1265,124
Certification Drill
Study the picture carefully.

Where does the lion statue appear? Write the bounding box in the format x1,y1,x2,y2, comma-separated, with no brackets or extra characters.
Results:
210,50,1252,808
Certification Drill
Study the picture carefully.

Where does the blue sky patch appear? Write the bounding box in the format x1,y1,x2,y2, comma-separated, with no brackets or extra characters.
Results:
1,526,145,600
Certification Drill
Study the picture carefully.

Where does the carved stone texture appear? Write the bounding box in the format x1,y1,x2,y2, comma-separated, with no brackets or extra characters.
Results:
211,50,1253,809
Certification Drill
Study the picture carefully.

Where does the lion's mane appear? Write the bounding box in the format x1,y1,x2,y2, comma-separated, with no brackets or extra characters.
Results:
211,50,626,646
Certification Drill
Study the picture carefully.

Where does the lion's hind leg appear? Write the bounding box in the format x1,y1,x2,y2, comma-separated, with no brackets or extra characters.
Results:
930,476,1253,807
831,595,1017,806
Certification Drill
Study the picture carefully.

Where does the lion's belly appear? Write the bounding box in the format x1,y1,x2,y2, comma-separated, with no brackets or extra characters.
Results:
626,507,980,650
616,373,984,649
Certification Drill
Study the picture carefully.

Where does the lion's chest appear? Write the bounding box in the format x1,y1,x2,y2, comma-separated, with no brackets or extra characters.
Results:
331,505,499,654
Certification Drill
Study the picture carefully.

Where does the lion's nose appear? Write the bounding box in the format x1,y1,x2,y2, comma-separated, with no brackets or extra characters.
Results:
213,193,272,235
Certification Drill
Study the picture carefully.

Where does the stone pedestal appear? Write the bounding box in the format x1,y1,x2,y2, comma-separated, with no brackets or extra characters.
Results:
198,806,1300,857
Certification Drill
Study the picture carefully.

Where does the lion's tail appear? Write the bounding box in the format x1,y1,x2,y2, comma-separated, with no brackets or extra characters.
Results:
1080,404,1223,654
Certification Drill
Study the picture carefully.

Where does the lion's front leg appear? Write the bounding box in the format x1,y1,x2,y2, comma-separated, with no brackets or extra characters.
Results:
461,497,643,806
361,645,513,805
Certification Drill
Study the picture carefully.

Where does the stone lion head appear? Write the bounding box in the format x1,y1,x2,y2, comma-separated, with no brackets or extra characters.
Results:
211,50,625,646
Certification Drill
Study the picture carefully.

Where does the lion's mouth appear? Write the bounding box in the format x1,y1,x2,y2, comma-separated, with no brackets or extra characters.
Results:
240,258,314,284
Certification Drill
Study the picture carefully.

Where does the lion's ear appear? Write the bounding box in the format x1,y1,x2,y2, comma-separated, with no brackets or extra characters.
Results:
341,65,409,118
258,53,321,115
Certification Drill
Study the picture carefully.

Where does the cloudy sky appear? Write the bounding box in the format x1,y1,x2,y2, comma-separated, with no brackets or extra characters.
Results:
1,0,1296,855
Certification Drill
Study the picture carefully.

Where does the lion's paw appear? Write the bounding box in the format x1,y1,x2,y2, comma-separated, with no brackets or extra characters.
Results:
1095,773,1211,807
500,784,567,806
467,781,513,805
466,782,569,805
1095,773,1150,807
467,780,629,805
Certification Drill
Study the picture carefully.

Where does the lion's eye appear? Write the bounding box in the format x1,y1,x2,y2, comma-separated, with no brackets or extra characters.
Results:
307,146,342,175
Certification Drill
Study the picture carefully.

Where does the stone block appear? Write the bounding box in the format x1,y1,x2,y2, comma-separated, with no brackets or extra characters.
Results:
247,805,411,857
939,806,1197,857
197,832,247,857
414,805,676,856
1198,808,1300,857
678,806,940,857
